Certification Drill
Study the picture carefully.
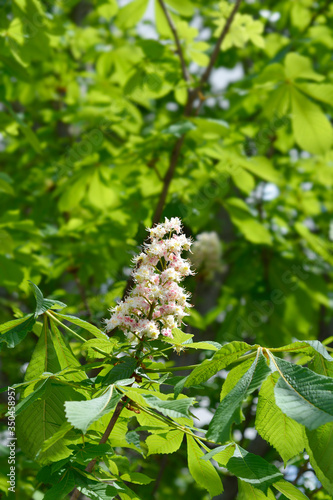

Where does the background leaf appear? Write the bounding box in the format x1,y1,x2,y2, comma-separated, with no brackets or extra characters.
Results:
186,436,223,497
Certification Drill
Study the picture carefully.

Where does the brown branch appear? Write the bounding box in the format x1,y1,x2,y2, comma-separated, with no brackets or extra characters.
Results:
185,0,242,115
157,0,189,82
152,135,185,225
153,0,243,225
200,0,242,87
69,399,127,500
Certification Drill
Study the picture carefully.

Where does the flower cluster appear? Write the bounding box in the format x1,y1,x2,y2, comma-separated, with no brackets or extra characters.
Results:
191,231,222,280
105,217,193,343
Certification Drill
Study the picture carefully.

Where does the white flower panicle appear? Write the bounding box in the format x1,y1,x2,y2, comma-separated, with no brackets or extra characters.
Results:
191,231,222,280
105,217,193,343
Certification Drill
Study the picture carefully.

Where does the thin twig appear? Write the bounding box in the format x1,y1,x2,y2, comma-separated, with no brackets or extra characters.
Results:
185,0,242,115
157,0,189,82
152,135,185,225
153,0,243,225
200,0,242,87
69,399,127,500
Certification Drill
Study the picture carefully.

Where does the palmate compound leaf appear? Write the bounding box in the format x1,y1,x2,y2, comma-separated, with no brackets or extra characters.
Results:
207,349,271,443
225,445,283,494
255,374,307,465
65,385,123,434
186,435,223,498
23,319,87,388
16,318,87,464
185,341,254,387
272,355,333,430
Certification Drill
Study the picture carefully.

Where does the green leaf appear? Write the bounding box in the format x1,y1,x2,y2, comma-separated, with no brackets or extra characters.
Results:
0,255,24,288
284,53,324,82
43,470,76,500
185,341,252,387
14,378,50,416
142,394,194,419
186,435,223,497
164,328,193,346
166,0,194,16
290,87,333,155
4,100,42,153
294,223,333,265
65,385,122,434
240,157,282,184
116,0,149,29
146,429,184,455
55,313,108,339
220,358,254,401
0,314,35,348
201,443,235,462
138,39,165,59
120,472,154,485
306,422,333,493
75,443,113,463
83,338,118,359
238,480,276,499
97,0,118,20
102,357,137,385
20,123,42,153
296,82,333,106
185,341,220,351
0,177,15,196
16,318,85,463
224,198,272,245
231,166,255,194
125,430,141,450
255,375,306,464
29,281,67,317
0,54,31,81
76,480,119,500
277,340,333,362
40,422,73,453
272,356,333,430
207,349,271,443
273,479,310,499
226,444,283,493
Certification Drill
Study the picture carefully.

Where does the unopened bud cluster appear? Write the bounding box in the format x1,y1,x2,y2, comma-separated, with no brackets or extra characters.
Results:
191,231,222,280
105,217,193,343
